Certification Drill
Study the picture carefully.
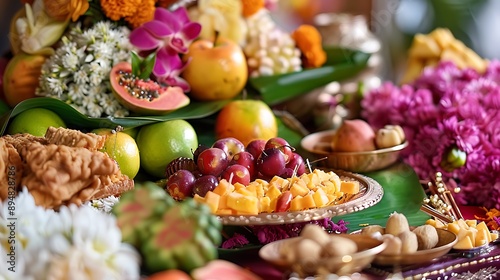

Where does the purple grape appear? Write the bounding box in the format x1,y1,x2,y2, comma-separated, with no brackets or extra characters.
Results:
256,148,286,177
197,147,229,176
286,152,307,176
166,170,196,200
193,175,219,197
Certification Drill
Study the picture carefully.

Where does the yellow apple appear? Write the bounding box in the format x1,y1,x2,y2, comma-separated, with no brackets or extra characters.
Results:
182,37,248,101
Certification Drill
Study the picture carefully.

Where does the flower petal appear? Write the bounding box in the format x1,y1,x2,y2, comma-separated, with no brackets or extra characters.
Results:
172,7,190,24
153,47,179,76
129,28,161,50
154,8,181,31
142,20,174,38
181,22,202,41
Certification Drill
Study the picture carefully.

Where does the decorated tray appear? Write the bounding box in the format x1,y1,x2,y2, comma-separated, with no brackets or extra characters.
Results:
216,170,383,226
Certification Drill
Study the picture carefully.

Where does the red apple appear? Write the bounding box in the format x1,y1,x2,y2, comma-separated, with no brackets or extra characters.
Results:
212,137,245,161
182,36,248,101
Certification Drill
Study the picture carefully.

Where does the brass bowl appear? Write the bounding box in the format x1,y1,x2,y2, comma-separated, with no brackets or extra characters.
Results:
259,234,386,277
301,129,408,172
372,228,457,266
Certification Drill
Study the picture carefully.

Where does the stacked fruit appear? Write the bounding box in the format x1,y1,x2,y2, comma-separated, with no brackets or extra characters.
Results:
164,137,307,201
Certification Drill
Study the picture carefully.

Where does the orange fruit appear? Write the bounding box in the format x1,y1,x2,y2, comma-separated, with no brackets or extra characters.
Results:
215,99,278,146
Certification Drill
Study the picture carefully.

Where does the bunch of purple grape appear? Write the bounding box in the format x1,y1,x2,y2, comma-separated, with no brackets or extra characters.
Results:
164,137,307,201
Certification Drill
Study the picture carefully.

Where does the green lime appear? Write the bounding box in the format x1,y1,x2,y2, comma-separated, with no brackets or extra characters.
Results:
93,128,141,179
7,108,66,136
136,120,198,178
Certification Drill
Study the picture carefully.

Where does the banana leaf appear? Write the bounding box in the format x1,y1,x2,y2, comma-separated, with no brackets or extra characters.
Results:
331,161,430,232
0,97,230,135
248,47,371,106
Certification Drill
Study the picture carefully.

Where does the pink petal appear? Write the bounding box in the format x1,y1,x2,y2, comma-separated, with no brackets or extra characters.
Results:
165,75,191,92
154,8,181,31
129,28,161,50
169,36,188,53
181,22,202,41
142,20,173,38
172,7,190,24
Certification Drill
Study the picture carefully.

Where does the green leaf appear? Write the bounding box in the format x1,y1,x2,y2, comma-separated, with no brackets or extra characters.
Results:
141,52,156,80
331,162,430,232
0,97,230,135
131,51,141,77
248,48,371,106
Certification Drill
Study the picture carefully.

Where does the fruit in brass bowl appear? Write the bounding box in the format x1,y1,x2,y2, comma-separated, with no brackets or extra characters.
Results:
182,36,248,101
215,99,278,146
331,119,376,152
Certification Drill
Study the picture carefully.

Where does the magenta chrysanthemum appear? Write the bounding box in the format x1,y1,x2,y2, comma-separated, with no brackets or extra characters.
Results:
362,60,500,208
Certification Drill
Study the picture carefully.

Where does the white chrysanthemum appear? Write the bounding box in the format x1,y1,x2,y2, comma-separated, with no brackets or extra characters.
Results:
86,196,120,213
37,21,134,118
0,190,140,280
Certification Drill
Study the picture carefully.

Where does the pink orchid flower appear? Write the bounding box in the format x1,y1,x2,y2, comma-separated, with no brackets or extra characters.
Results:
129,7,201,91
155,48,191,92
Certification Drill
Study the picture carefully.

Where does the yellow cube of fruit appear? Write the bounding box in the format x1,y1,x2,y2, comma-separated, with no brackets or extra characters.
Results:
476,228,491,246
490,232,499,241
301,193,316,209
259,196,271,213
289,195,303,211
457,228,477,247
453,235,474,250
289,183,309,197
204,191,221,214
216,209,234,215
447,222,461,235
321,181,337,195
266,185,282,201
247,182,265,197
226,192,259,215
236,187,255,197
269,176,289,189
340,180,360,194
465,219,478,228
218,194,228,210
312,188,329,208
213,179,235,196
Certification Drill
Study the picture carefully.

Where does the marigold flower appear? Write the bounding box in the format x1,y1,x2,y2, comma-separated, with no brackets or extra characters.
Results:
241,0,265,17
125,0,156,28
291,24,326,68
100,0,141,21
43,0,89,22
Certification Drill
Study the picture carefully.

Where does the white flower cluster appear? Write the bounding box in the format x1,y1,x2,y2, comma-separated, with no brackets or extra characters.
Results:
37,21,134,118
244,9,302,77
0,189,140,280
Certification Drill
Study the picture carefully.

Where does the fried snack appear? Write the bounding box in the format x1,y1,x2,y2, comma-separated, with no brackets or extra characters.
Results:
2,133,48,156
45,126,106,151
21,142,119,208
0,139,23,200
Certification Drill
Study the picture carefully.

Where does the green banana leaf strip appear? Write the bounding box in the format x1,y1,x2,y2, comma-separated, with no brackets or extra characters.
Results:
248,49,371,106
0,97,230,135
331,162,430,232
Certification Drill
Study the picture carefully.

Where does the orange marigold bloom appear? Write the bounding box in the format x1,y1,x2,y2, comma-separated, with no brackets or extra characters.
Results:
125,0,156,29
43,0,90,22
241,0,264,17
291,24,327,68
100,0,141,21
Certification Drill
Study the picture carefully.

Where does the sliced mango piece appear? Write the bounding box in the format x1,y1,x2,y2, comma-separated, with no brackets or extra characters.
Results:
453,235,474,250
226,192,259,215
